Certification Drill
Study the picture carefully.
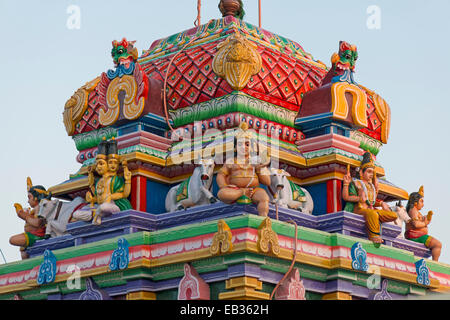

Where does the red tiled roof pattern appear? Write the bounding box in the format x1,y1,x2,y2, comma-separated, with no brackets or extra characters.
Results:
74,90,103,135
360,90,382,141
72,35,381,143
140,40,328,115
142,42,233,110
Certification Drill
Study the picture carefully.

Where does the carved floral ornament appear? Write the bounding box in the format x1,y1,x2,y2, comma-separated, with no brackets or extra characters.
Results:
212,30,262,91
63,77,100,136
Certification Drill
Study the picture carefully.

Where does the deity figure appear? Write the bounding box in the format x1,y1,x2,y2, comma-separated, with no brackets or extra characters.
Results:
216,122,271,216
75,137,132,224
10,178,50,259
104,137,132,211
405,186,442,261
342,152,398,244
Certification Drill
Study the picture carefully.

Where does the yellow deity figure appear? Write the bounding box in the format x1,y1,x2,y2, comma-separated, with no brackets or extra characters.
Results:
216,122,271,217
84,137,132,224
342,152,397,244
405,186,442,261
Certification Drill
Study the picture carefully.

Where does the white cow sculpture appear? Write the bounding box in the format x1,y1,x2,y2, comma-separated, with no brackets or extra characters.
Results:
165,158,217,212
267,168,314,214
38,197,91,238
389,202,411,239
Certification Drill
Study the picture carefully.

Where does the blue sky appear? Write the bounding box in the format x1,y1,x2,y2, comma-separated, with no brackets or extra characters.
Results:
0,0,449,264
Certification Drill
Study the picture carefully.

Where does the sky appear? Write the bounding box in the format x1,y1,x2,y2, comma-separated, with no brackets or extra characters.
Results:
0,0,449,264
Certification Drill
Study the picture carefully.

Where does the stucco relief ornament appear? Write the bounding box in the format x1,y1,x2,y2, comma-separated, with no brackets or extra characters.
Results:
257,217,280,256
109,237,130,271
212,29,262,91
37,249,57,285
177,263,210,300
97,38,149,126
210,219,233,255
63,77,100,135
275,268,306,300
373,279,393,300
79,278,103,300
350,242,369,272
415,258,430,286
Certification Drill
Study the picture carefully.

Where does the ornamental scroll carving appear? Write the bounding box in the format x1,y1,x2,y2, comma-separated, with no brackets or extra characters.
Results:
330,82,368,128
257,217,280,256
63,77,100,135
330,82,391,144
210,219,233,255
97,64,149,126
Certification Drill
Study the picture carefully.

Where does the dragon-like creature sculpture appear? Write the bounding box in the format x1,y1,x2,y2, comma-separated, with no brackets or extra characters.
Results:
322,41,358,85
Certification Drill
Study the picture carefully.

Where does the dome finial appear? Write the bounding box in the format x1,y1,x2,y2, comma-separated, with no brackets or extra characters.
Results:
218,0,245,20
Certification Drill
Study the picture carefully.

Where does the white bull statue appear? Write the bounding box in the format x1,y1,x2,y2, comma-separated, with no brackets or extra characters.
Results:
38,196,122,237
38,197,90,238
267,168,314,214
165,158,218,212
389,201,411,239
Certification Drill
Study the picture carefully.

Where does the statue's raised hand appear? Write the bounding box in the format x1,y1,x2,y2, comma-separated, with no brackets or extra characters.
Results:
87,165,95,186
13,203,23,214
86,191,94,203
343,166,352,185
122,160,131,181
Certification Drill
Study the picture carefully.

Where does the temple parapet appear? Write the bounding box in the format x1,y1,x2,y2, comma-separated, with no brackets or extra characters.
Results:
25,204,430,260
1,212,448,300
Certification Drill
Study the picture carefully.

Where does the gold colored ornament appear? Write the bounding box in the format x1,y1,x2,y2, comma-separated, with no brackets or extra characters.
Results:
257,217,280,256
235,122,253,140
26,177,33,192
99,75,145,126
212,30,262,91
63,77,100,135
360,159,375,170
418,186,424,197
359,85,391,144
330,82,368,128
210,220,233,255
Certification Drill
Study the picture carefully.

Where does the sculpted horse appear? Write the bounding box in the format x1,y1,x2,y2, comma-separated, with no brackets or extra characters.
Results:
267,168,314,214
165,158,217,212
38,197,90,238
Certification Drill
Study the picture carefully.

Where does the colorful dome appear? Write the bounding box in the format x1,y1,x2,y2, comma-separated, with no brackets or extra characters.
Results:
65,16,328,138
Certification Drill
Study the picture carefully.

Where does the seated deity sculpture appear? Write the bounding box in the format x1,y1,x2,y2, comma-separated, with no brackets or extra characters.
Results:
405,186,442,261
342,152,398,244
216,122,271,217
73,137,132,225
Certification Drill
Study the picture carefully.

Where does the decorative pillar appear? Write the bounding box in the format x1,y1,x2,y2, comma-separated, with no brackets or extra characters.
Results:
326,179,342,213
131,175,146,212
219,277,270,300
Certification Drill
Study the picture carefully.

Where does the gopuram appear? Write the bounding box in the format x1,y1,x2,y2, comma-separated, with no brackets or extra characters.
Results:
0,0,448,300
